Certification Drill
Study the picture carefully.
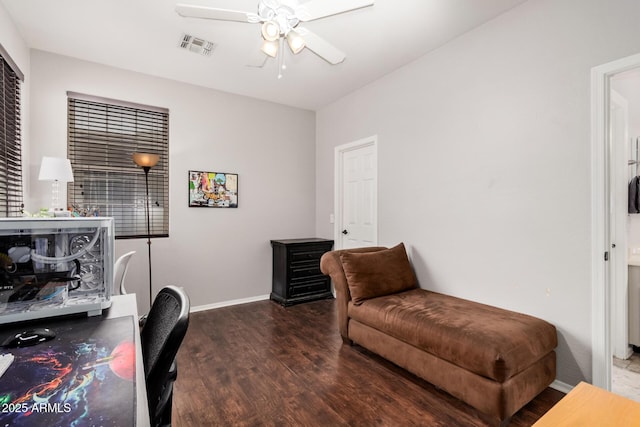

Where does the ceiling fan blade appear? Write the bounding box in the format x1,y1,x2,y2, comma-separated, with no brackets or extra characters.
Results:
296,0,374,22
175,4,252,22
298,28,345,65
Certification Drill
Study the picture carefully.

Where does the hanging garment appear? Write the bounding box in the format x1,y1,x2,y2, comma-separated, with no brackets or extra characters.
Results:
629,176,640,213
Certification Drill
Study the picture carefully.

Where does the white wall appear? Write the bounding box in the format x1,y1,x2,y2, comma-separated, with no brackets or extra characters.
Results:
0,3,28,80
315,0,640,386
27,50,316,314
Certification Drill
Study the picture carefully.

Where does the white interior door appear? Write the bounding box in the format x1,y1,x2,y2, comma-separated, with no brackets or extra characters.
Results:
334,136,377,249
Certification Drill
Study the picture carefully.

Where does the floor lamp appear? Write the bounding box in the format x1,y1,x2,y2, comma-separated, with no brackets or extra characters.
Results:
132,152,159,309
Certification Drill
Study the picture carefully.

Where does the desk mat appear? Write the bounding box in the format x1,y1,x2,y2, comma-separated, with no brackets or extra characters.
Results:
0,315,136,426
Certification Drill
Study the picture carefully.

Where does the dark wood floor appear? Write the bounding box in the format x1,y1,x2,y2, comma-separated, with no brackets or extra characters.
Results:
173,298,564,426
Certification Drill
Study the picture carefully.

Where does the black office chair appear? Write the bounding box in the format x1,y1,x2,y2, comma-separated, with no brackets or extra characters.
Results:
141,285,190,427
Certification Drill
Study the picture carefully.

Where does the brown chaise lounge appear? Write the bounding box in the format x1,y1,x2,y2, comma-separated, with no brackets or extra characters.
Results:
320,243,557,426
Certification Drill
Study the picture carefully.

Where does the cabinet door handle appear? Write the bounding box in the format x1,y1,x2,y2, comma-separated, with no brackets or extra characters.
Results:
342,229,348,235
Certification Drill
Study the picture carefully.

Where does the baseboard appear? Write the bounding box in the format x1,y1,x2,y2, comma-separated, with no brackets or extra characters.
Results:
191,294,270,312
550,379,573,394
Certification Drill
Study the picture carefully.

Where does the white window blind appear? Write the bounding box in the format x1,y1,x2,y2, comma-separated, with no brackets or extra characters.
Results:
67,92,169,238
0,45,24,217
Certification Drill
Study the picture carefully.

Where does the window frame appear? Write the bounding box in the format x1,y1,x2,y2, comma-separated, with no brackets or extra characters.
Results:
67,92,169,239
0,43,24,217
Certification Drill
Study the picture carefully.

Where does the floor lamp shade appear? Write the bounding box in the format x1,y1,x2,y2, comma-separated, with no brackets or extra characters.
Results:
38,157,74,211
132,153,159,168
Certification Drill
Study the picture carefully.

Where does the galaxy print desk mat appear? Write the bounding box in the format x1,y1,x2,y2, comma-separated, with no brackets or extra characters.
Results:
0,315,136,426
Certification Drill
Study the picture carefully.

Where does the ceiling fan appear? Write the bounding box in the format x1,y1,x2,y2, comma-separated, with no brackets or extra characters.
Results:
175,0,374,77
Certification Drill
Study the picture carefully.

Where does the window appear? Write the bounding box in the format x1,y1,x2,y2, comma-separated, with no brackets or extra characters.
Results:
67,92,169,238
0,44,24,217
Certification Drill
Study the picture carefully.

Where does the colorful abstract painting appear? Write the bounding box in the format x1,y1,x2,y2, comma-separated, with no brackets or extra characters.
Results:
188,170,238,208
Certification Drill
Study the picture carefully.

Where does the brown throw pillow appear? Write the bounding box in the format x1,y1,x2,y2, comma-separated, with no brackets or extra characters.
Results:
340,243,418,305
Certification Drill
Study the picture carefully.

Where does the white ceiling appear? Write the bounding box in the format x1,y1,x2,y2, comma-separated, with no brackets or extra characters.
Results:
1,0,527,110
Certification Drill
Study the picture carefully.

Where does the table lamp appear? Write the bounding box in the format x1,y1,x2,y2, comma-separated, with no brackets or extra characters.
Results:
38,156,74,212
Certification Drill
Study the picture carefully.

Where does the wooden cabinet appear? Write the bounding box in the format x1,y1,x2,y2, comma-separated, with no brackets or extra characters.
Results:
270,238,334,306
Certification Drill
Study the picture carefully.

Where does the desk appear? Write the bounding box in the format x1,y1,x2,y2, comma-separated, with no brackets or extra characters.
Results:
107,294,150,427
533,381,640,427
0,294,149,426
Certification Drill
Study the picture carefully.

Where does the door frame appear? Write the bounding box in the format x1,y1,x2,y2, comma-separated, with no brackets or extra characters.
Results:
334,135,378,249
591,52,640,389
610,89,631,361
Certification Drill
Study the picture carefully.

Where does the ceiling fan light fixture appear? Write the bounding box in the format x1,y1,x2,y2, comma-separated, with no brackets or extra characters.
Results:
261,39,279,58
261,21,280,41
175,0,376,73
286,30,305,54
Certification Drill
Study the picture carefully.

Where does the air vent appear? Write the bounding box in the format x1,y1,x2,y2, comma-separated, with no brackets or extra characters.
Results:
180,34,216,56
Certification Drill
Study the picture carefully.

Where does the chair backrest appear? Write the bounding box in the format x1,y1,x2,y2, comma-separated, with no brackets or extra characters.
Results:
141,285,190,422
113,251,136,295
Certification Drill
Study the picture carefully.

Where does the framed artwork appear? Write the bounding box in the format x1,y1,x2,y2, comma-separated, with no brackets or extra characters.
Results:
188,170,238,208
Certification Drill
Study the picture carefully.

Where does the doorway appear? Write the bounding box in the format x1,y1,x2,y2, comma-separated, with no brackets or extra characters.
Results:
591,52,640,393
334,136,378,249
610,69,640,401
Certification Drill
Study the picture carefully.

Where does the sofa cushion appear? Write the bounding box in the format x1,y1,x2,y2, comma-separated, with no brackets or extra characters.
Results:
348,288,557,382
340,243,418,305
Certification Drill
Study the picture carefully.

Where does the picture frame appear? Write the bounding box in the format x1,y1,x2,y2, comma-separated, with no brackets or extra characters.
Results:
188,170,238,208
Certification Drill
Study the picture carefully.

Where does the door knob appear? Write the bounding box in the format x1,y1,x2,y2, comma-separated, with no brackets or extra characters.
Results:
342,230,348,235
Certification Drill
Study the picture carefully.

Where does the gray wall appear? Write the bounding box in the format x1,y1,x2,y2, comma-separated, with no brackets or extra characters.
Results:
315,0,640,386
26,50,316,314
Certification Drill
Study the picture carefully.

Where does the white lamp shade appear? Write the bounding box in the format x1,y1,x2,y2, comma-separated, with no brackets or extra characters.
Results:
261,39,279,58
38,157,74,182
261,21,280,42
286,30,305,54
